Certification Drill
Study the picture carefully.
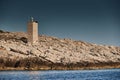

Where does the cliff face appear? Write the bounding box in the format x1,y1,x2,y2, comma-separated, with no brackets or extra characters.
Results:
0,30,120,70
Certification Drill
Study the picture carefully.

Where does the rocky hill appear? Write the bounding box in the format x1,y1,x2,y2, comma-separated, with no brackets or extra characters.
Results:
0,30,120,70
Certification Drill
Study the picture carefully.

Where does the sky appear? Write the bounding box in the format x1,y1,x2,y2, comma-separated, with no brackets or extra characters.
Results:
0,0,120,46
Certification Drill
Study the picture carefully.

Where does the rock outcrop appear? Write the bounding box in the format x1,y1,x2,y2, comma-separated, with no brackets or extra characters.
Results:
0,30,120,70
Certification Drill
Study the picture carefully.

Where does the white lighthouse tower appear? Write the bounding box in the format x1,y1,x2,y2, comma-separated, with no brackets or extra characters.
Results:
27,17,38,44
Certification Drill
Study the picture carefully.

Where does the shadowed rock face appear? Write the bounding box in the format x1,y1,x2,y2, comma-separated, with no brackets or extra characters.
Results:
0,30,120,70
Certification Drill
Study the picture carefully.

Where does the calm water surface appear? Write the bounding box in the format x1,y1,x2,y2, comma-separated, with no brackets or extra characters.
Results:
0,69,120,80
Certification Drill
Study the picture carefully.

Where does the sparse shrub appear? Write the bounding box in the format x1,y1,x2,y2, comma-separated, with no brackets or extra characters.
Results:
20,37,27,43
89,53,99,56
60,57,65,63
14,61,20,68
0,30,4,33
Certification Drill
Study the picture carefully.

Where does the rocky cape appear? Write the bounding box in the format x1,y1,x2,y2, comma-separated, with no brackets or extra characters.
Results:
0,30,120,70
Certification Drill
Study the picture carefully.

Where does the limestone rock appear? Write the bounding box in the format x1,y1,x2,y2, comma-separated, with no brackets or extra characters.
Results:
0,30,120,65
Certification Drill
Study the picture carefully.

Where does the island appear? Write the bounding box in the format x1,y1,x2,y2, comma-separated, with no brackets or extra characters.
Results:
0,29,120,70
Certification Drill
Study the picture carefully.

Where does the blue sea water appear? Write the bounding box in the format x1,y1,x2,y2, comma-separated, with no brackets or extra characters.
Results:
0,69,120,80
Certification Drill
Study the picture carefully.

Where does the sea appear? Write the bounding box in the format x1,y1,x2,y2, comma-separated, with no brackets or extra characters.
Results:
0,69,120,80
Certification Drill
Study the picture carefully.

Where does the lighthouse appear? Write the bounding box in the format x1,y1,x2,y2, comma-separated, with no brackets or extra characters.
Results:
27,17,38,44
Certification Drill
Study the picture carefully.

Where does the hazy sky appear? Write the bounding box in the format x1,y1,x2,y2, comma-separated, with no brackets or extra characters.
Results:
0,0,120,46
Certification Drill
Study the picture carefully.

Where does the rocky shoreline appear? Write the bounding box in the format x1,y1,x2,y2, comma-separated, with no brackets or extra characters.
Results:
0,56,120,70
0,30,120,70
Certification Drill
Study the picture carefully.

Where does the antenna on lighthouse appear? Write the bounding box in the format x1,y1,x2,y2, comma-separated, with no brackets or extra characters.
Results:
31,17,34,22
